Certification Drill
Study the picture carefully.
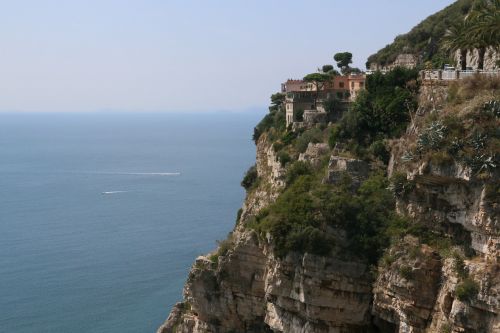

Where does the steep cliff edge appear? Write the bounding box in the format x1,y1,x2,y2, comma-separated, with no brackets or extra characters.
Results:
158,134,376,333
158,72,499,333
373,77,500,332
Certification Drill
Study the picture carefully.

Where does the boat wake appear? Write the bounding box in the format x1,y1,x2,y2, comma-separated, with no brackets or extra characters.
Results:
101,191,129,195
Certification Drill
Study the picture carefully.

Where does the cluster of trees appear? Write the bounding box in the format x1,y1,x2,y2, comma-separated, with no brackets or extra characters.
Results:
333,67,419,152
367,0,498,70
302,52,361,109
250,167,405,264
252,92,286,142
303,52,361,84
366,0,474,68
442,0,500,70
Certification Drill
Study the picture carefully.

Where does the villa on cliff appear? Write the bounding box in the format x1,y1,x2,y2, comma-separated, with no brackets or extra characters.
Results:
282,73,366,126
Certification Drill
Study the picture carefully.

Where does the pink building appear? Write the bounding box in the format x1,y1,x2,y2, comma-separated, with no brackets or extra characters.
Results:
282,75,358,126
347,74,366,100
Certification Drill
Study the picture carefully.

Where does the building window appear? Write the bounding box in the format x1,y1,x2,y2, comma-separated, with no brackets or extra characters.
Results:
351,82,354,88
339,82,344,88
359,81,364,88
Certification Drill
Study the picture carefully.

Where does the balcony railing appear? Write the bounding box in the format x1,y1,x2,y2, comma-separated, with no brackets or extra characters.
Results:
421,69,499,81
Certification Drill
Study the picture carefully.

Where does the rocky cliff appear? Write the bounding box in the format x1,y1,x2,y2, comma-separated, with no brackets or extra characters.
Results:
366,0,499,71
158,137,379,333
157,73,499,333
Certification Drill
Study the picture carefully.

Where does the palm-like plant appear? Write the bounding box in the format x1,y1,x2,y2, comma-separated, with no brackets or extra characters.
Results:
467,0,500,69
442,1,500,71
442,21,474,70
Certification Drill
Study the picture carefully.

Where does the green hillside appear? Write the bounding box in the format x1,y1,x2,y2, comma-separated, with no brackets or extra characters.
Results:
366,0,474,68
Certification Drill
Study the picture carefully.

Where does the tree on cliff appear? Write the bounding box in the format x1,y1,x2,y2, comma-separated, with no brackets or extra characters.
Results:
335,67,419,146
303,73,330,109
322,64,334,73
334,52,353,74
469,0,499,48
441,0,499,70
269,92,285,112
442,21,473,70
467,0,500,69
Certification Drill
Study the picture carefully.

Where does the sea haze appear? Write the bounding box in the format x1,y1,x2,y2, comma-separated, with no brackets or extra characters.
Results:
0,111,262,333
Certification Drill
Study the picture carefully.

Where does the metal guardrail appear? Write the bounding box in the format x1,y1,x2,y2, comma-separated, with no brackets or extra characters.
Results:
422,69,500,81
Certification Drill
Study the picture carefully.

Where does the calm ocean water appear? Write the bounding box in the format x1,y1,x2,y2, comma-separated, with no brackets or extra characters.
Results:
0,112,262,333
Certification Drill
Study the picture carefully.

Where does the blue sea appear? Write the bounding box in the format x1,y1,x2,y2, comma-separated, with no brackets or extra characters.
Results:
0,112,262,333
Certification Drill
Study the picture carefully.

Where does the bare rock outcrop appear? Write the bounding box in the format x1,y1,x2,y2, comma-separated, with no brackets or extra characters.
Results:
158,83,499,333
158,136,375,333
372,238,443,332
324,155,369,189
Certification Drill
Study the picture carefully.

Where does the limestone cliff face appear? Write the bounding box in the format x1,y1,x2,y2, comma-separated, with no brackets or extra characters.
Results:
372,159,499,332
158,89,499,332
158,139,375,333
454,48,500,72
373,86,499,332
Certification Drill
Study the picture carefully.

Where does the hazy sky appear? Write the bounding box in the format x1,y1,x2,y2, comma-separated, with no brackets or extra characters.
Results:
1,0,455,112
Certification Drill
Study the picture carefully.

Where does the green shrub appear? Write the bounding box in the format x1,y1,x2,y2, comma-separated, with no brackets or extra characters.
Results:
277,150,291,166
335,68,418,152
417,121,447,153
452,252,467,278
273,142,284,153
236,208,243,223
323,97,342,121
440,322,452,333
253,108,285,142
389,172,414,197
481,100,500,118
281,130,298,145
210,235,234,264
447,82,462,105
428,151,454,166
250,169,410,264
241,165,258,190
294,127,324,153
369,140,390,164
381,252,396,267
484,182,500,202
399,266,413,280
285,226,334,256
366,0,472,67
408,246,421,260
253,175,326,257
217,236,233,257
455,278,479,302
285,161,312,185
328,126,340,149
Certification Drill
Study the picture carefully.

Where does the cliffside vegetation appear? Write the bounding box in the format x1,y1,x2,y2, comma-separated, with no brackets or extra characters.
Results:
160,2,500,331
367,0,474,68
331,67,419,157
401,75,499,178
246,67,499,268
366,0,500,70
245,67,422,265
249,169,407,264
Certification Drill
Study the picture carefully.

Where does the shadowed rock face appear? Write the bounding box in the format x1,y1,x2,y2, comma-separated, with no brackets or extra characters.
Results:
324,156,369,190
158,87,499,332
157,136,376,333
382,109,499,332
372,240,443,332
158,231,375,333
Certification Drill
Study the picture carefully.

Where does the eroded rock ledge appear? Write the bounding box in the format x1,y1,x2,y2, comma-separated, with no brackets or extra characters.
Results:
159,92,499,332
